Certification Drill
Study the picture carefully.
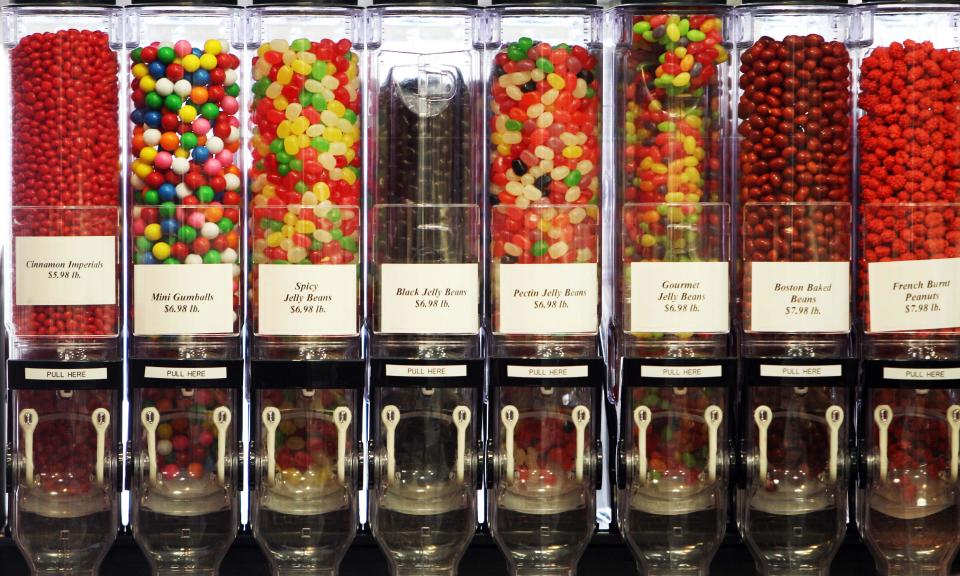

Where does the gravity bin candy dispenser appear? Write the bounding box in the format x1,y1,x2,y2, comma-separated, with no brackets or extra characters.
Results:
486,0,602,360
732,4,856,575
1,1,123,574
129,361,240,576
856,4,960,574
127,0,244,360
610,2,734,574
367,0,483,360
245,3,364,575
247,0,363,362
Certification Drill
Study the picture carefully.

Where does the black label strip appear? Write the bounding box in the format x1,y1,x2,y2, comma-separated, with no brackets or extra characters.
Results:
864,359,960,389
250,360,364,390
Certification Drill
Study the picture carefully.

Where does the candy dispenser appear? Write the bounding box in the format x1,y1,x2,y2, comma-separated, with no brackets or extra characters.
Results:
487,360,602,576
1,2,123,573
611,2,733,360
738,359,853,576
250,362,362,576
247,0,363,361
367,0,483,360
369,360,481,576
129,360,241,576
126,0,244,359
616,359,732,576
486,0,602,359
734,2,855,358
1,0,122,362
6,363,121,576
856,4,960,574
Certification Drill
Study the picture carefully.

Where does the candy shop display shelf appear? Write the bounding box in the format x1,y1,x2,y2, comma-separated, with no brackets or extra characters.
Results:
0,528,887,576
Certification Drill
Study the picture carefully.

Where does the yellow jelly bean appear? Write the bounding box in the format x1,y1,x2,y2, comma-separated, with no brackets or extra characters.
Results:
266,232,283,247
284,135,300,155
291,116,309,135
314,182,331,201
277,65,293,85
322,126,342,141
276,120,292,139
562,145,583,159
291,59,311,75
281,225,295,239
328,100,346,117
342,169,357,185
667,23,681,42
547,73,566,91
262,184,277,198
294,220,316,235
273,95,289,111
672,73,690,87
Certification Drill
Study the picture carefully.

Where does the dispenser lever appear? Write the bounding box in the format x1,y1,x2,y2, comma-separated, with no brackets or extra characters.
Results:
382,406,400,484
826,405,844,483
949,405,960,482
633,406,651,485
140,407,160,485
874,404,892,483
92,408,111,485
754,406,772,482
262,407,281,486
18,409,38,485
453,406,471,483
573,405,591,482
705,405,723,482
334,406,352,483
213,406,232,485
501,406,519,484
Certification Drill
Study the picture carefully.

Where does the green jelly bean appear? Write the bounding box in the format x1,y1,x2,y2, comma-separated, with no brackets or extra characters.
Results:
633,21,651,34
276,151,293,164
505,119,523,131
252,77,270,98
508,45,526,62
269,138,284,154
531,240,549,257
291,38,311,52
564,170,582,187
311,61,328,80
679,19,690,36
687,29,706,42
536,57,554,73
330,229,344,241
657,121,676,133
311,137,330,152
339,236,359,253
344,109,357,124
517,36,534,50
327,207,342,222
289,158,303,172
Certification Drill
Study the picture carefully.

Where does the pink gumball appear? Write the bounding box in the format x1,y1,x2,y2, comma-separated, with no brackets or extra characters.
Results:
187,212,206,229
174,40,193,57
204,159,223,176
220,95,239,115
154,151,173,170
192,118,212,135
215,150,233,166
133,218,146,235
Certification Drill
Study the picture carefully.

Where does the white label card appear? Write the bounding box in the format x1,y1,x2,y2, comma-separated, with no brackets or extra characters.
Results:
144,366,228,380
507,365,589,379
385,364,467,378
380,263,479,334
134,264,234,335
640,365,723,379
749,261,850,333
15,236,116,306
760,364,843,378
497,263,598,334
24,367,108,381
868,258,960,332
629,262,729,333
257,264,358,336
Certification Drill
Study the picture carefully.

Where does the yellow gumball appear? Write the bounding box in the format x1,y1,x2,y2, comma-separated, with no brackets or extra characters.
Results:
152,242,171,261
144,223,162,242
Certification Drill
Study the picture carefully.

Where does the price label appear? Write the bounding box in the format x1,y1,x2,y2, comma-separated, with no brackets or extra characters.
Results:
257,264,358,336
380,263,479,334
629,261,729,333
15,236,116,306
497,263,598,334
868,258,960,332
134,264,234,335
749,261,850,333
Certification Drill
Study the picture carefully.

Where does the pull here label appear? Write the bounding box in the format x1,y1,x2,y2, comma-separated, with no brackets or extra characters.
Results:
144,366,228,380
884,367,960,381
385,364,468,378
24,367,108,381
507,365,589,379
760,364,843,378
640,365,722,379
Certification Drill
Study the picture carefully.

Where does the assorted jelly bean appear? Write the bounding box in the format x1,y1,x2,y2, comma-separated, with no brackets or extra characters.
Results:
11,30,120,337
249,38,361,269
140,388,232,483
489,38,600,268
858,41,960,331
260,389,351,489
130,39,242,324
18,390,112,496
631,387,722,488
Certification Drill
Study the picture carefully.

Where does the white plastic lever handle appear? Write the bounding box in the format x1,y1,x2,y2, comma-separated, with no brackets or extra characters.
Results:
826,405,844,483
19,409,38,485
141,407,160,485
213,406,232,485
633,406,651,485
754,405,772,482
92,408,110,486
875,404,892,483
501,406,519,484
262,407,281,486
949,405,960,482
573,405,591,482
334,406,352,483
381,405,400,484
705,405,723,482
453,406,471,483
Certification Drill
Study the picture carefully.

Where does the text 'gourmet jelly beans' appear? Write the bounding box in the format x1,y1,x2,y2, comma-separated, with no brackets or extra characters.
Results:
489,38,601,267
11,29,120,337
858,41,960,331
250,38,361,267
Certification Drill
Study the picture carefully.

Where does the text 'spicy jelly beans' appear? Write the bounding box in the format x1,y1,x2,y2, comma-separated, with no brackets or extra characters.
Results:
129,39,242,327
140,387,232,483
623,14,727,342
250,38,361,266
11,29,120,337
858,41,960,332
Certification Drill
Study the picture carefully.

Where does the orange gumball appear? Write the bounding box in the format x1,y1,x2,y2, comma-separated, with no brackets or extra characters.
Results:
187,462,205,479
190,86,209,105
159,131,180,152
226,230,240,249
204,206,224,222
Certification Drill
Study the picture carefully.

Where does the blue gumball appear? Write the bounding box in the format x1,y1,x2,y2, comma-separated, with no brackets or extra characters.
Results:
141,252,158,265
161,218,179,236
158,183,177,203
148,61,167,80
192,146,210,164
143,110,162,129
130,109,144,125
192,69,210,87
